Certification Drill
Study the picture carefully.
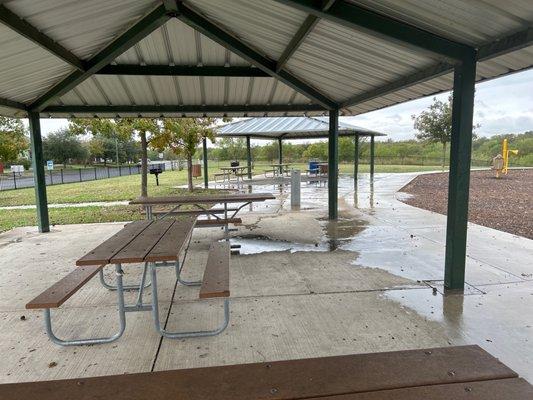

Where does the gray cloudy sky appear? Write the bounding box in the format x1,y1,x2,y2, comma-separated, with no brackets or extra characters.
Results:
38,68,533,141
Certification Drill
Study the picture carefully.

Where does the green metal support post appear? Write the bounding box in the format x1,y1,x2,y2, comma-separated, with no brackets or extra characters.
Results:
328,109,339,220
202,137,208,188
370,135,375,178
278,138,283,175
28,112,50,233
444,54,477,291
354,135,359,186
246,136,252,179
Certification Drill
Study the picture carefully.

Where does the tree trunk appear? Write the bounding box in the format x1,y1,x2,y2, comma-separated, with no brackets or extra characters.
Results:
140,131,148,197
442,141,447,171
187,155,193,192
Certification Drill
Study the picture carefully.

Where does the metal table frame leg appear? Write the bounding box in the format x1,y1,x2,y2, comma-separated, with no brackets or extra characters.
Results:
150,263,230,339
99,263,151,291
43,264,127,346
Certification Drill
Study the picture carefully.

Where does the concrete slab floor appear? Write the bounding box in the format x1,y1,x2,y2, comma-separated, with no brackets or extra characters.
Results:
0,173,531,385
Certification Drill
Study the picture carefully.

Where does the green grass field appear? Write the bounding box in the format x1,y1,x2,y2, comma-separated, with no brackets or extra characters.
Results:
0,162,442,232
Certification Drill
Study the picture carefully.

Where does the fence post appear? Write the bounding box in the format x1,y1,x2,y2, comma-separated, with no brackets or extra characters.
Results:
13,171,17,190
129,165,132,175
49,169,53,185
79,168,82,182
107,167,110,178
61,168,64,184
119,166,122,176
94,167,97,180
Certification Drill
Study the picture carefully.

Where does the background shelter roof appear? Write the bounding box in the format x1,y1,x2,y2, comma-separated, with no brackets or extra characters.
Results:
216,116,385,139
0,0,531,119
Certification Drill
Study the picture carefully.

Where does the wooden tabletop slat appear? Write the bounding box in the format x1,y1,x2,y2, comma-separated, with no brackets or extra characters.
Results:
0,346,520,400
76,221,152,266
110,220,175,264
130,192,275,205
311,378,533,400
199,242,230,299
144,217,196,263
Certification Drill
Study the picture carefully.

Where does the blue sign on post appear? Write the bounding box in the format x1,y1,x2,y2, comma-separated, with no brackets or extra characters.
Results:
46,160,54,170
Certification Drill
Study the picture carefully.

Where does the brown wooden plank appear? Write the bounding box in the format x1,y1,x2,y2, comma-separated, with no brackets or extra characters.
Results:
144,217,196,263
76,221,151,266
130,192,275,205
26,265,103,309
0,346,519,400
110,220,175,264
311,378,533,400
196,218,242,227
199,242,230,299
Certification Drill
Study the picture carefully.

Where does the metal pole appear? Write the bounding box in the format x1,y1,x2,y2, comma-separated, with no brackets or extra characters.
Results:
202,137,208,188
94,167,97,180
354,135,359,186
79,168,82,182
328,109,339,220
444,54,477,291
115,137,120,167
13,171,17,190
246,135,252,179
278,138,283,175
28,112,50,233
370,135,375,177
60,168,64,184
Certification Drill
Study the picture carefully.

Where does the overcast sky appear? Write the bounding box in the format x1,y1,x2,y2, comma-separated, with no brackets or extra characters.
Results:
38,68,533,142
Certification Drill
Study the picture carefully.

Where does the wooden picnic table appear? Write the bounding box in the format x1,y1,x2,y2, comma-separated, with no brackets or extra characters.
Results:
217,166,250,184
130,192,275,238
2,345,532,399
266,163,291,177
26,217,232,345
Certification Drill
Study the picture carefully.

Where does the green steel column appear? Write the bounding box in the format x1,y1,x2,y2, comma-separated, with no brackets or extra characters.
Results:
28,112,50,233
202,137,208,188
328,109,339,220
444,54,477,291
354,135,359,186
246,135,252,179
278,138,283,175
370,135,375,177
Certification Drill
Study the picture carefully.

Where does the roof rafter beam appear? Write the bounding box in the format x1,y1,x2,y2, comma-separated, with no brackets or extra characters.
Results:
173,1,338,110
0,96,27,111
29,5,172,112
0,5,85,71
341,26,533,109
41,104,325,114
273,0,474,61
275,0,337,72
98,65,269,77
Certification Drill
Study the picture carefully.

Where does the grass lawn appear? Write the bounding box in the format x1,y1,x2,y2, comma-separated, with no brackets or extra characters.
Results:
0,206,143,233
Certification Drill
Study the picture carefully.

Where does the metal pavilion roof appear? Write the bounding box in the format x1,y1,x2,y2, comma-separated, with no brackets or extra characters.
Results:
217,116,385,139
0,0,532,119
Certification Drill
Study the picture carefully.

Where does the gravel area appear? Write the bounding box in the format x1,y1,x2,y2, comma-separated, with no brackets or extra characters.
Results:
399,169,533,239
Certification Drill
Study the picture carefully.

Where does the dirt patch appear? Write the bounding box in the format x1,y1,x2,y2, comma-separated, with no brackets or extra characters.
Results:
399,169,532,239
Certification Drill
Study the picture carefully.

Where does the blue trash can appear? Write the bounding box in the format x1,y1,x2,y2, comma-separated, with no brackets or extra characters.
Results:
308,160,319,174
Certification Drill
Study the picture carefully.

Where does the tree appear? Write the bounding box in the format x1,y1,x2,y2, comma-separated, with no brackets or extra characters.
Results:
43,129,88,165
151,118,216,191
412,96,453,170
116,118,161,197
69,118,161,197
0,116,28,165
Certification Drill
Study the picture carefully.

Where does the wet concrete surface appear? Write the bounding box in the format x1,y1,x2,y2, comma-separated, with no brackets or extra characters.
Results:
0,172,532,384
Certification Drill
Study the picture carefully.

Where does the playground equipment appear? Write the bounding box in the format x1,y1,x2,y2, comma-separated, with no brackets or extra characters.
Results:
492,139,518,178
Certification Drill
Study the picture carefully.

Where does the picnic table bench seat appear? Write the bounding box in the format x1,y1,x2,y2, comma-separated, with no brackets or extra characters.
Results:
26,265,103,310
199,242,230,299
1,345,531,399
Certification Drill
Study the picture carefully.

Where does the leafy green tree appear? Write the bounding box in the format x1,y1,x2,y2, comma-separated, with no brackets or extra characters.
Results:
151,118,216,191
412,96,453,170
0,116,28,166
43,129,88,165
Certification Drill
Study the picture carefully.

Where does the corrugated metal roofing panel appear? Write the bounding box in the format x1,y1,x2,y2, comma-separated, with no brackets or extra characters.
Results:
349,0,533,46
4,0,161,59
217,116,385,139
0,23,74,103
189,0,308,60
287,19,440,102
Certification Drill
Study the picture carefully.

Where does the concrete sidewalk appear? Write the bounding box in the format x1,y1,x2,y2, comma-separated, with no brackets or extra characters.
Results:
0,173,531,384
